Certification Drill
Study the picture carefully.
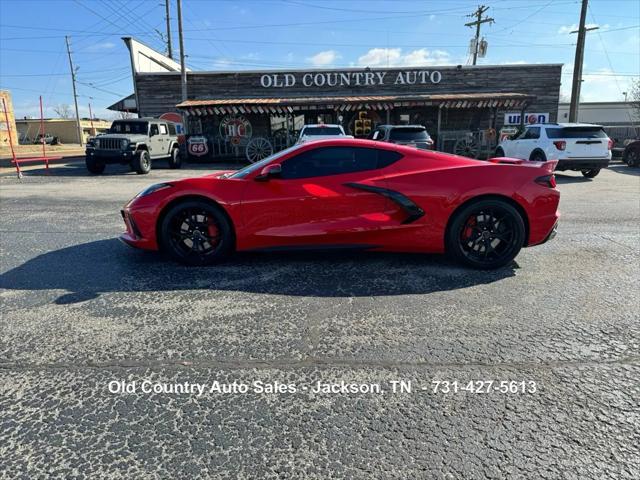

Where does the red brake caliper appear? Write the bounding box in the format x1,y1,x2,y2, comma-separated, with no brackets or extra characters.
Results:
207,220,220,245
463,216,476,240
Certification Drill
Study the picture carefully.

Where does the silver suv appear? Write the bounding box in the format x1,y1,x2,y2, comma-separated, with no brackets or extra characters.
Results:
86,118,181,174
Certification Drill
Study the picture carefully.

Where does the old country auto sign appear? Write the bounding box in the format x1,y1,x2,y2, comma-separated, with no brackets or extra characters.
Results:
260,70,443,88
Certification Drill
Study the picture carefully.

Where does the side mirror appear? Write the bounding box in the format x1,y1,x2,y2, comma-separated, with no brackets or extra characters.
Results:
255,163,282,182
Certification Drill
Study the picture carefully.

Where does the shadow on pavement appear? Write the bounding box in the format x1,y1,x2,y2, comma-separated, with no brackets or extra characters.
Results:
0,239,517,302
607,165,640,177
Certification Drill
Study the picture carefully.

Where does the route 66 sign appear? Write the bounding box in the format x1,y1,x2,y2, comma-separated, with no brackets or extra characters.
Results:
187,136,209,157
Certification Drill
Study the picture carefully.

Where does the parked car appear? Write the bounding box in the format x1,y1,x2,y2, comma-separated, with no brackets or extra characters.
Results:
622,139,640,167
120,138,559,270
34,133,59,145
369,125,434,150
296,124,350,144
495,123,612,178
85,118,181,174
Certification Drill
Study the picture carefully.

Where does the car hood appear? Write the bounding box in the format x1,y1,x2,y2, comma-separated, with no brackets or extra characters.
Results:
97,134,148,143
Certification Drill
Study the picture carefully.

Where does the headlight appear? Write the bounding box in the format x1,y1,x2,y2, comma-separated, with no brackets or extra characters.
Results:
136,183,173,198
121,139,128,149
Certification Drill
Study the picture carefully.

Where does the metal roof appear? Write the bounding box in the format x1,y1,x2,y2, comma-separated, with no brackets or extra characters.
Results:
176,92,533,116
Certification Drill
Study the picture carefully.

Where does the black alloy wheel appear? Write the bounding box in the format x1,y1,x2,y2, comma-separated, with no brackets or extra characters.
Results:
581,168,600,178
447,199,525,269
159,200,233,265
133,150,151,174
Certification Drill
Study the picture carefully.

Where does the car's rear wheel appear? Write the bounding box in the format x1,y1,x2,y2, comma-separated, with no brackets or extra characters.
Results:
133,150,151,174
159,200,233,266
85,156,105,174
530,151,546,162
624,148,639,167
168,147,181,169
494,147,505,157
447,199,525,269
581,168,600,178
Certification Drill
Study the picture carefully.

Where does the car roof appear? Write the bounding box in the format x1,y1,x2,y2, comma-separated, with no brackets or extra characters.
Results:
292,137,438,156
529,122,603,128
302,124,342,128
378,124,426,129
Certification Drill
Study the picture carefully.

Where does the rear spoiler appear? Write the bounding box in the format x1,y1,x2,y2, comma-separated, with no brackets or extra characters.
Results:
488,157,558,173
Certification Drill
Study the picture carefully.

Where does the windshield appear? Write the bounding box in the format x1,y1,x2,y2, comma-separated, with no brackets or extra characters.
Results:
389,128,430,141
229,144,304,179
109,121,148,134
302,127,343,136
546,127,607,139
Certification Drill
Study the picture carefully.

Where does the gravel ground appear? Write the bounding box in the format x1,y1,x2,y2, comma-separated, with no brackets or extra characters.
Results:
1,160,638,479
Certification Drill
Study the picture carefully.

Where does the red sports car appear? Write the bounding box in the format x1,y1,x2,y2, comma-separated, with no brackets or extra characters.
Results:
120,138,559,269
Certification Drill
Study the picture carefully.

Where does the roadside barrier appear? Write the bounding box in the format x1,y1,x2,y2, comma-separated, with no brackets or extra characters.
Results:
2,96,62,179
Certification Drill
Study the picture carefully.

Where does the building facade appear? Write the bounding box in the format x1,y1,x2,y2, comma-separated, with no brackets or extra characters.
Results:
15,118,112,145
0,90,18,152
112,38,562,161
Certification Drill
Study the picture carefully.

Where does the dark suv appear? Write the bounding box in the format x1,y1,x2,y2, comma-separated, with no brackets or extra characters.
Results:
85,118,181,174
368,125,434,150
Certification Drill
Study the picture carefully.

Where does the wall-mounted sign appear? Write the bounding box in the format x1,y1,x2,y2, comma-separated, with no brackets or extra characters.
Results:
187,136,209,157
220,115,252,144
260,70,442,88
504,112,549,125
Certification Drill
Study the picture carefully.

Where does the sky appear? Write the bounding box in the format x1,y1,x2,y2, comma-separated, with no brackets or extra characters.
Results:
0,0,638,119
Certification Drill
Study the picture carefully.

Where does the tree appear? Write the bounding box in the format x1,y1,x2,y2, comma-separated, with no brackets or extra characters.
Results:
53,104,73,118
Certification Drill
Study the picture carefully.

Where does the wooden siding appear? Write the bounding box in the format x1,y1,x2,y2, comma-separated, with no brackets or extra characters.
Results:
134,64,562,127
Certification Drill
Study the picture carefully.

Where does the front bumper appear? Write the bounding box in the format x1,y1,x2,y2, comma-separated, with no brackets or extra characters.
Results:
556,158,610,171
120,208,158,250
87,148,135,164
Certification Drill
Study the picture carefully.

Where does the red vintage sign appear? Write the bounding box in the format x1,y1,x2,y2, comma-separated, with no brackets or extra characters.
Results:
187,136,209,157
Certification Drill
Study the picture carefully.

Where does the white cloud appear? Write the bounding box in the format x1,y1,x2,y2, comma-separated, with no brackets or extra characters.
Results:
357,48,451,67
306,50,341,67
86,42,116,51
557,23,608,34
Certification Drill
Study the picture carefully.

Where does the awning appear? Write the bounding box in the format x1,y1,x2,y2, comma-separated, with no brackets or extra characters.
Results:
175,92,533,116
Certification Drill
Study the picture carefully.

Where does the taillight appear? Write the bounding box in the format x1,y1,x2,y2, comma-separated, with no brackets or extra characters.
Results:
553,140,566,151
607,138,613,150
535,174,556,188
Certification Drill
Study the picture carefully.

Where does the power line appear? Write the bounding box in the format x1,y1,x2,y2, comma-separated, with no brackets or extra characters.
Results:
464,5,494,66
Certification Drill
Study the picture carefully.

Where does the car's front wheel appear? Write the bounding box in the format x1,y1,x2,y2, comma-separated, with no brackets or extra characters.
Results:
133,150,151,174
581,168,600,178
159,199,234,266
446,199,526,269
85,156,105,174
168,147,182,169
624,148,639,167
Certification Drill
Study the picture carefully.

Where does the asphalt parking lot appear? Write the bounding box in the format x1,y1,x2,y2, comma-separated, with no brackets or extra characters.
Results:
1,159,638,479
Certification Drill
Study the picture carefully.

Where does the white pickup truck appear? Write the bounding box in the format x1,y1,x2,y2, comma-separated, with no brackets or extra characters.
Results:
296,124,352,144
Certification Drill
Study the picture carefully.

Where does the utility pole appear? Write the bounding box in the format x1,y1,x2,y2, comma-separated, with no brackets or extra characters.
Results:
164,0,173,59
177,0,187,103
568,0,598,122
65,36,83,146
465,5,494,66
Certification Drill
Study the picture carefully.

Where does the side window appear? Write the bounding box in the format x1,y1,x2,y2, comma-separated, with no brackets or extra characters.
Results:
150,124,159,136
280,147,380,179
377,150,403,168
168,123,176,135
159,124,168,135
524,127,540,139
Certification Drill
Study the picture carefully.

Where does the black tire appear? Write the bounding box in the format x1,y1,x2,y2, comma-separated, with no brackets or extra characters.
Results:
530,150,546,162
159,199,234,266
494,147,505,157
624,148,639,167
446,199,526,269
85,156,105,174
132,150,151,174
168,147,182,169
581,168,600,178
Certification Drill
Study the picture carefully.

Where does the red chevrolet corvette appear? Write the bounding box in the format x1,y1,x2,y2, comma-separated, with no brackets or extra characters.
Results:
120,138,559,269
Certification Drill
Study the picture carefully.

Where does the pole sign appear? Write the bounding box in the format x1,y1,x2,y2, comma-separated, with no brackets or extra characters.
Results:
504,112,549,125
259,70,442,88
187,136,209,157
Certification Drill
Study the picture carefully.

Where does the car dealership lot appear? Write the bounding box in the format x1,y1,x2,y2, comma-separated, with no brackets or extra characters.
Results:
1,160,638,478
